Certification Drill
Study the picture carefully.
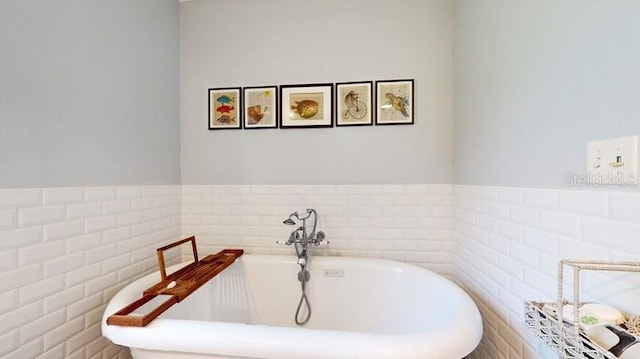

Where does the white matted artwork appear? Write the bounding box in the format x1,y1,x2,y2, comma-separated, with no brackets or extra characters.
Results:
280,83,333,128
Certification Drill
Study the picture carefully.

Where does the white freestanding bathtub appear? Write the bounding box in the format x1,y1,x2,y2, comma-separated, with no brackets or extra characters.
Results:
102,255,482,359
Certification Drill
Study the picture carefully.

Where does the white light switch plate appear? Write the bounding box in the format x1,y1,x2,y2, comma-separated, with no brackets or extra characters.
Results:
587,136,639,185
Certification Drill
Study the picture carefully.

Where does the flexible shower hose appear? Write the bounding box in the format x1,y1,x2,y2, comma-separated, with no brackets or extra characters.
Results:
295,262,312,325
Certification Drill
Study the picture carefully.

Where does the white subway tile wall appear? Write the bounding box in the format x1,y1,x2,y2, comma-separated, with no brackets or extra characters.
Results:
455,185,640,359
181,184,455,275
4,183,640,359
0,185,181,359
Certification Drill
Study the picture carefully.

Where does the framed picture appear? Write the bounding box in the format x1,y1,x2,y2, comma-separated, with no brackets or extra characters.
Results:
375,79,414,125
280,83,333,128
243,86,278,129
208,87,242,130
335,81,373,126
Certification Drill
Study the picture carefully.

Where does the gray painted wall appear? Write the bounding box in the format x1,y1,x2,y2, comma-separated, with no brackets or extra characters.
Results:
0,0,181,187
180,0,454,185
454,0,640,188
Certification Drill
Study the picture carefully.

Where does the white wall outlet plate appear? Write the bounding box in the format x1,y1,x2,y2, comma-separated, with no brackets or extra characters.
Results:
586,136,639,185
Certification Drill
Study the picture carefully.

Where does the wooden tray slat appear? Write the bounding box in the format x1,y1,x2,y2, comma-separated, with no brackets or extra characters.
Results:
106,294,178,327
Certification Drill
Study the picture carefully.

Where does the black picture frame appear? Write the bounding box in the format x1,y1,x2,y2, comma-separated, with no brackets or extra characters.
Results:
280,83,333,128
375,79,414,125
208,87,242,130
243,85,279,129
335,81,373,127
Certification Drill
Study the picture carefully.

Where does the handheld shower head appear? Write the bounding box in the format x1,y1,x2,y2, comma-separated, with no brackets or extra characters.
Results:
283,211,302,225
283,218,296,225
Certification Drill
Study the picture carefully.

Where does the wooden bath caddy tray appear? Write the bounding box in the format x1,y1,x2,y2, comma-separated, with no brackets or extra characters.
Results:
107,236,243,327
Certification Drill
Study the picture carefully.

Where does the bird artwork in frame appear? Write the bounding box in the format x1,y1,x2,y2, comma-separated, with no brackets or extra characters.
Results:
375,79,414,125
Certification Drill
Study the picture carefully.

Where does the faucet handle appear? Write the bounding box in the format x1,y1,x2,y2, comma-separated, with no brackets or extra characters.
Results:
313,231,328,246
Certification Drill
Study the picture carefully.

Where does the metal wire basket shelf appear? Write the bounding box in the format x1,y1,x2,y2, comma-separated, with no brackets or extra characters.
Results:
524,260,640,359
525,301,619,359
